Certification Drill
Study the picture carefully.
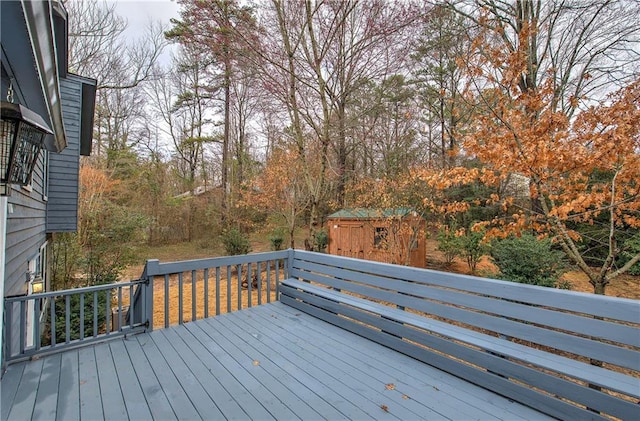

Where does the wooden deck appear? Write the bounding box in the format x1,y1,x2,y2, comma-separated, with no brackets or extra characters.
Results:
2,302,551,420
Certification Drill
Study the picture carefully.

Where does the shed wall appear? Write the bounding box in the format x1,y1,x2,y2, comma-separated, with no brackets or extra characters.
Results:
327,216,426,268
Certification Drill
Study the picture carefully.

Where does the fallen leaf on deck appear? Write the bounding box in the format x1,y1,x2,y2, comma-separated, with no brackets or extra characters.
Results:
385,383,395,390
252,360,260,366
402,395,410,400
380,404,389,412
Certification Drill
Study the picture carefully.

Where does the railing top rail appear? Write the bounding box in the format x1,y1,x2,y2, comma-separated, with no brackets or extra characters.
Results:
145,250,290,276
4,279,146,303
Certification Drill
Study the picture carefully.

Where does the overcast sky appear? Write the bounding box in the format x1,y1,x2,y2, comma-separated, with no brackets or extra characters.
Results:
110,0,181,66
112,0,180,36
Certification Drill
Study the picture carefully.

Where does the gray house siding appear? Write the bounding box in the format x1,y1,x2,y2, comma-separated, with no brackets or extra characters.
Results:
5,186,47,297
46,76,82,232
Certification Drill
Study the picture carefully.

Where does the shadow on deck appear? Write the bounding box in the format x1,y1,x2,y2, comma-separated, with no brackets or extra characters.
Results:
1,302,548,421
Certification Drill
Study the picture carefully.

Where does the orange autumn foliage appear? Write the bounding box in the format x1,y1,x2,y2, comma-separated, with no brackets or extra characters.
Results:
416,14,640,293
78,165,120,246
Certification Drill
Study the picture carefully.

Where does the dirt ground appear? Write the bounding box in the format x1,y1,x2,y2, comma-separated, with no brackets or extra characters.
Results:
150,268,279,328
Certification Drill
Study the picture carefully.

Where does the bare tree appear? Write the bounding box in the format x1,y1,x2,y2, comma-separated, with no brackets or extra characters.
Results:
448,0,640,114
65,0,167,90
237,0,422,248
64,0,168,166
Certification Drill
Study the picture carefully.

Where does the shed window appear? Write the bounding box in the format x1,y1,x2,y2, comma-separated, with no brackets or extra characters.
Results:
374,227,388,249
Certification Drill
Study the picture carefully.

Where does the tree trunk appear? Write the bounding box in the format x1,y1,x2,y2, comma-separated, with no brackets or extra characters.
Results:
592,279,606,295
221,62,231,220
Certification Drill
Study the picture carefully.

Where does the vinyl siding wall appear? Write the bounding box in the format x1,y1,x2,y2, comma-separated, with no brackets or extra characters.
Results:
46,76,82,233
4,163,48,297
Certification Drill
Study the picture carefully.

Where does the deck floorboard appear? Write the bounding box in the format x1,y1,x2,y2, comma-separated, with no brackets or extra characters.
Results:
32,353,61,420
56,350,80,421
202,316,339,419
268,303,545,420
78,346,103,420
1,359,24,420
2,301,553,420
120,337,173,420
215,312,375,420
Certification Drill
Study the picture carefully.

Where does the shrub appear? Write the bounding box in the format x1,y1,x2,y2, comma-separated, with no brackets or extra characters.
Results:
269,228,286,251
490,234,566,288
460,228,488,273
314,229,329,252
436,227,461,265
221,228,251,256
619,233,640,276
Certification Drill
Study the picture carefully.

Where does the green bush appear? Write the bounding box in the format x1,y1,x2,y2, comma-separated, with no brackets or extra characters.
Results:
42,290,110,346
619,233,640,276
436,227,461,265
314,229,329,252
268,228,286,251
460,228,488,273
221,228,251,256
490,234,566,288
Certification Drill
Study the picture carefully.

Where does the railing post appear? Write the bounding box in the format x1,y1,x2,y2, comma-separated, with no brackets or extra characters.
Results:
286,248,295,279
4,302,12,364
145,259,160,332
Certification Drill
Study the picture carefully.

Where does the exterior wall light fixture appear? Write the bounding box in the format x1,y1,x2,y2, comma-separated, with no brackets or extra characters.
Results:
0,83,52,195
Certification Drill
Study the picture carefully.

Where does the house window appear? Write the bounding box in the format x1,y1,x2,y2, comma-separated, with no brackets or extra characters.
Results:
374,227,388,250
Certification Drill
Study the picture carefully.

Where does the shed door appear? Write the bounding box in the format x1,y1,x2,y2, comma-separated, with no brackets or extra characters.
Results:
337,224,365,259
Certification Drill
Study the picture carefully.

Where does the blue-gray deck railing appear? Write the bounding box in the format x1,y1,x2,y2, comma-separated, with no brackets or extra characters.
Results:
3,280,147,363
3,250,291,363
130,250,290,330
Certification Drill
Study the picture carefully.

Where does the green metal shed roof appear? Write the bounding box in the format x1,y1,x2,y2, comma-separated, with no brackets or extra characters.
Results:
327,208,414,219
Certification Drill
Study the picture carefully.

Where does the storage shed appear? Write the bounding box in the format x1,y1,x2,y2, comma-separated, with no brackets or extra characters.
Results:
326,208,426,268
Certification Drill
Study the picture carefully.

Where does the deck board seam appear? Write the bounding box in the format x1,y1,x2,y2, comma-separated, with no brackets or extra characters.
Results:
142,332,199,418
157,329,226,419
110,340,136,421
1,360,26,420
127,334,178,420
150,329,222,419
183,321,283,420
170,325,273,421
199,317,327,420
159,327,251,420
109,338,152,419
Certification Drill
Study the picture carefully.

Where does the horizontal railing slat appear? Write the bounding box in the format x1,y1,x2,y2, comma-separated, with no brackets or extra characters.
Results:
146,251,289,275
4,280,144,302
289,267,637,369
293,250,640,322
290,263,638,348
